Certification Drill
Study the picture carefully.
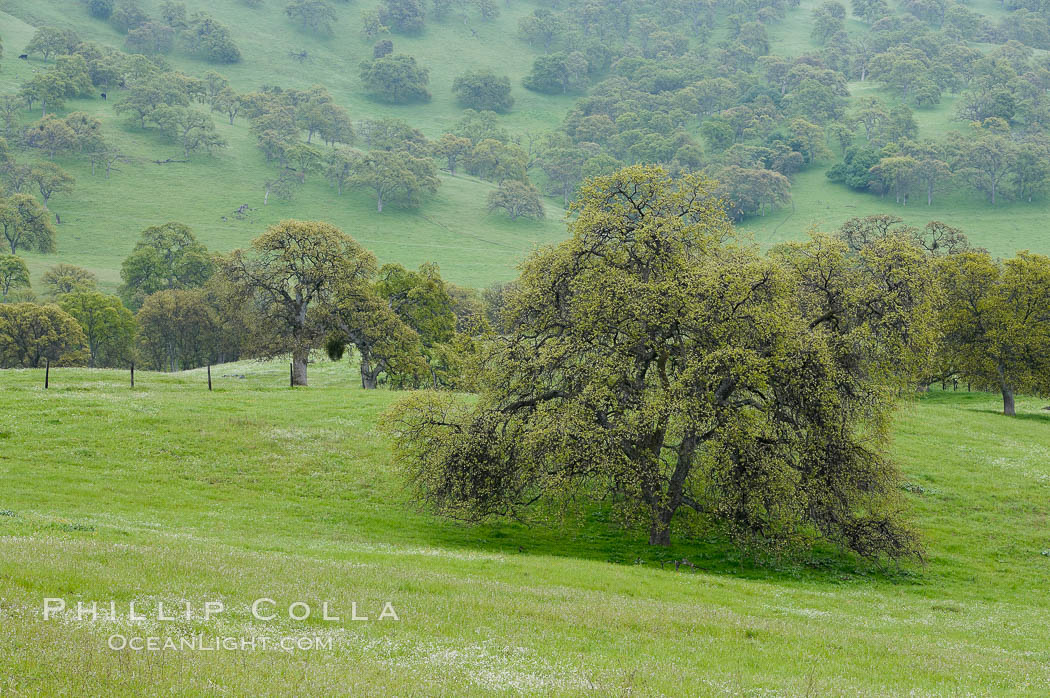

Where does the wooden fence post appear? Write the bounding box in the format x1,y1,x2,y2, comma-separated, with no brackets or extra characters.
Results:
290,362,293,388
45,359,49,389
130,362,135,388
208,364,212,391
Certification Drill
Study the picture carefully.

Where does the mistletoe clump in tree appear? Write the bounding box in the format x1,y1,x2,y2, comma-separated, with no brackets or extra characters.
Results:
387,166,935,562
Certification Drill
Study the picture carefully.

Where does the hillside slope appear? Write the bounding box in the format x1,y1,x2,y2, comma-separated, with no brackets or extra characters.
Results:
1,364,1049,694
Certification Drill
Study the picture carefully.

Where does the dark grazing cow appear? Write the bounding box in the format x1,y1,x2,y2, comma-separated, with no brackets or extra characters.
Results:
101,93,107,100
18,54,28,60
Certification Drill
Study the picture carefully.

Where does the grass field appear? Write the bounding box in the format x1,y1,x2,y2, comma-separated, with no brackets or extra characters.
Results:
3,0,1050,294
1,361,1050,695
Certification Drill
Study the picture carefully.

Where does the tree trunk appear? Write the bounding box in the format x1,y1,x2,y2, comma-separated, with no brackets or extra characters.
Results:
648,514,672,546
291,349,309,386
360,350,379,389
376,192,383,213
1002,385,1015,416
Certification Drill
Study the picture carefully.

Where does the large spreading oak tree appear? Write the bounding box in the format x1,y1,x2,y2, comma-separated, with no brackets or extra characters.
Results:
938,250,1050,415
224,220,376,386
387,166,934,560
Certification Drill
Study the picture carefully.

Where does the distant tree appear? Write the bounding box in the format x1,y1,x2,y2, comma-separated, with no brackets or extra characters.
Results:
359,54,430,103
159,1,188,29
487,180,545,220
868,155,917,205
431,133,472,174
700,118,735,153
24,116,76,159
851,0,889,22
827,146,881,191
29,163,75,210
939,250,1050,415
326,285,423,389
378,0,426,34
135,288,216,371
811,2,846,44
373,39,393,57
211,86,243,125
64,112,105,156
324,147,359,194
125,22,175,54
223,220,377,385
452,70,513,112
360,117,428,152
374,262,458,387
114,71,193,129
152,106,227,156
868,48,940,106
286,0,337,34
904,140,951,206
451,109,509,144
788,117,831,163
59,291,136,367
182,13,241,63
351,149,439,212
25,27,81,61
0,194,55,255
361,9,390,39
119,222,214,309
465,139,527,183
295,87,353,145
538,143,592,204
42,263,97,296
20,73,70,118
0,303,87,368
523,52,589,94
518,9,564,52
110,2,151,33
87,0,115,20
715,165,792,219
1010,143,1050,203
0,255,30,299
952,132,1014,205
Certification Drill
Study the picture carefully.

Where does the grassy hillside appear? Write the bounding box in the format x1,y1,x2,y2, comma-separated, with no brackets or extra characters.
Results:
3,0,1050,294
0,0,575,290
1,363,1049,694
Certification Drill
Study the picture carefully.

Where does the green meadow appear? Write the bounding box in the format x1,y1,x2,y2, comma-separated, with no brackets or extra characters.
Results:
1,362,1049,695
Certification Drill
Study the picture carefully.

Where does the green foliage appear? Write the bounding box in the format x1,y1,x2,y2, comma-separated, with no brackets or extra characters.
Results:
223,220,377,385
181,13,241,63
939,250,1050,415
86,0,115,20
110,2,150,34
118,222,214,310
0,193,55,256
452,70,513,112
522,52,589,94
388,166,933,559
59,291,135,367
41,263,97,296
359,53,431,103
0,302,87,367
25,27,81,61
286,0,337,35
377,0,426,34
0,255,30,299
487,180,545,220
350,149,439,212
135,288,215,371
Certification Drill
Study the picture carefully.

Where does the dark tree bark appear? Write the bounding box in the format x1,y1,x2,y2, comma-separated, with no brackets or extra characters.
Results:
1002,384,1015,416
